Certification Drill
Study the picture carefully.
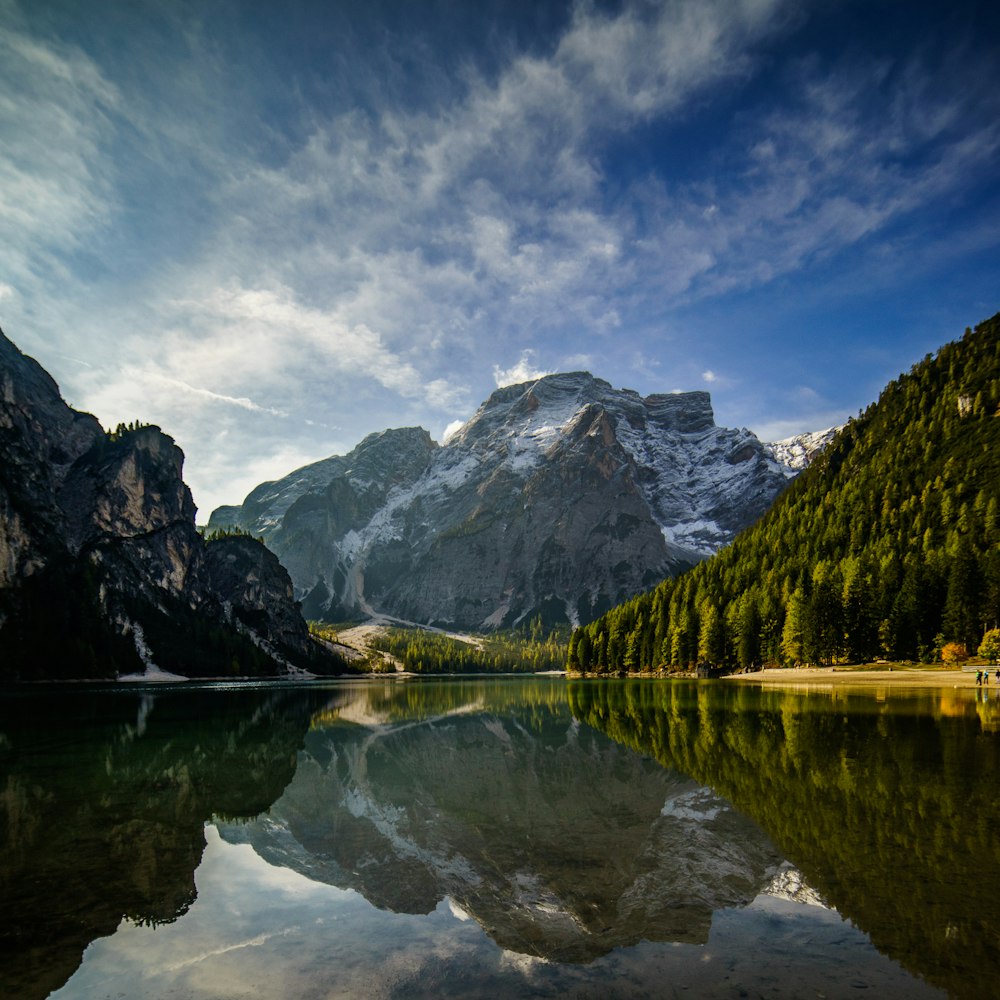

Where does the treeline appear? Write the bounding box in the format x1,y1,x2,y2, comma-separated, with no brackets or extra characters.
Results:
200,526,264,543
106,420,154,441
568,315,1000,673
370,618,568,673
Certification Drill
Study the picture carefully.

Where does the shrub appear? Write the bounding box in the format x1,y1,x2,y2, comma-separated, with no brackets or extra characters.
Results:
941,642,969,664
979,629,1000,665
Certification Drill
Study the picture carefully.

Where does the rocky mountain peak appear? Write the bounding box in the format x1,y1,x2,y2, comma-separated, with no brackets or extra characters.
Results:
214,371,808,630
765,426,840,475
644,390,715,433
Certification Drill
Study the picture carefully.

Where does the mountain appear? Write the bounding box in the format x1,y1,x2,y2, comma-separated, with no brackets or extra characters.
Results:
0,329,346,681
211,372,802,630
568,314,1000,672
764,426,839,473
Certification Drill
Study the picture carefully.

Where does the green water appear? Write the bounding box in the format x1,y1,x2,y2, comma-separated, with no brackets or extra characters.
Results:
2,676,996,998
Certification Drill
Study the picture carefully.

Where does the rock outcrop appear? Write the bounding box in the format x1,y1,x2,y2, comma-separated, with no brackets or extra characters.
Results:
0,329,345,681
212,372,801,629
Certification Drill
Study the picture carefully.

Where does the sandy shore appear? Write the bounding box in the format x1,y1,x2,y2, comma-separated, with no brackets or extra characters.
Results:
725,665,996,688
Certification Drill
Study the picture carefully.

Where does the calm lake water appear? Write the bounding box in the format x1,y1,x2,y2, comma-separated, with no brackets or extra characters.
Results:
2,676,998,999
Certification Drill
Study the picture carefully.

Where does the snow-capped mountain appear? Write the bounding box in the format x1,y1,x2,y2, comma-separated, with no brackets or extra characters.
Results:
764,427,840,476
210,372,819,629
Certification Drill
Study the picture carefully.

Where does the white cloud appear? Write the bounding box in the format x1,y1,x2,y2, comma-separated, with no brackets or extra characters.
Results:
493,349,551,388
441,419,466,443
702,370,718,383
556,0,788,120
562,352,596,371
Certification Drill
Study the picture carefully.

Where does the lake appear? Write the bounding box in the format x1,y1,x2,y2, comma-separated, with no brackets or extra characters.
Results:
2,675,997,999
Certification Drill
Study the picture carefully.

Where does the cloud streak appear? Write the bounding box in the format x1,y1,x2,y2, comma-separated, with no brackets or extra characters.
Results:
1,0,997,513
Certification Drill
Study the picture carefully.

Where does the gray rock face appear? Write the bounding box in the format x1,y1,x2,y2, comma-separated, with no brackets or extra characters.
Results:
213,372,797,629
204,534,318,659
0,328,341,680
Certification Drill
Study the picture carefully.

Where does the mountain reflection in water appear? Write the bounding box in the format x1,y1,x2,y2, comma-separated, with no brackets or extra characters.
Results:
2,677,990,998
218,681,783,963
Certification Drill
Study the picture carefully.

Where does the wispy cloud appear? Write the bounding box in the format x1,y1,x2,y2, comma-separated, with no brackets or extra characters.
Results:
0,17,119,297
1,0,997,512
148,375,289,418
648,49,1000,303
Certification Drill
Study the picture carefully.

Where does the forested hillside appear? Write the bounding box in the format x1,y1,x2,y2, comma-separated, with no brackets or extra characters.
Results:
568,315,1000,672
370,621,567,673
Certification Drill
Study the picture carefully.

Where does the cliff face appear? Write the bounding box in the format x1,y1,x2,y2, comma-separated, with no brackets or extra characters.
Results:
0,329,343,681
212,372,796,629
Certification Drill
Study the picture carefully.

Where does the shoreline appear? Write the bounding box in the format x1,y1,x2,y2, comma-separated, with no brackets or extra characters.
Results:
725,665,996,688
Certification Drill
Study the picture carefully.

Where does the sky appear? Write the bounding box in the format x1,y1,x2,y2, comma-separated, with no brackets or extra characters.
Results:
2,0,999,518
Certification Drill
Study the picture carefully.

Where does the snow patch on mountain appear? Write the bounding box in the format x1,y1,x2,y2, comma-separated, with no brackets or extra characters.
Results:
765,428,839,477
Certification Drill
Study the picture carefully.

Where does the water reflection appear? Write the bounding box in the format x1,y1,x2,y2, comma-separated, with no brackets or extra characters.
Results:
569,678,1000,999
1,677,987,998
220,679,784,962
0,685,328,1000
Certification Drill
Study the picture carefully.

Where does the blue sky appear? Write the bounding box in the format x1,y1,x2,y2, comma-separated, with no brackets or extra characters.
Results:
2,0,998,517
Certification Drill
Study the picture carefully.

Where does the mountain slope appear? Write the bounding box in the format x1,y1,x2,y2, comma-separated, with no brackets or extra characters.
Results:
0,329,347,681
568,314,1000,672
212,372,797,630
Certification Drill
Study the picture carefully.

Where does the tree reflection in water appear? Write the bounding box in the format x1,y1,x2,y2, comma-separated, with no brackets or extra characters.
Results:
2,677,988,999
569,678,1000,1000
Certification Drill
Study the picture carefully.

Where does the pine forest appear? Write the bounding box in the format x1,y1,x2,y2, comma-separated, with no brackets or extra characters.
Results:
567,315,1000,673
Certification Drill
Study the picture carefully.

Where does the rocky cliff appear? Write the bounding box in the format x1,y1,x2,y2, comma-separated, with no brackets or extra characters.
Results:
0,329,345,681
764,426,839,473
212,372,801,629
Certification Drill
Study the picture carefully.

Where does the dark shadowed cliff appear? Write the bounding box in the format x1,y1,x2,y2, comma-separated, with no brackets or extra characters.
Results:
0,329,347,681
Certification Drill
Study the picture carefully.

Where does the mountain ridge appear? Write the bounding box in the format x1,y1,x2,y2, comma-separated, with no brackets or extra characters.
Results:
211,371,819,631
